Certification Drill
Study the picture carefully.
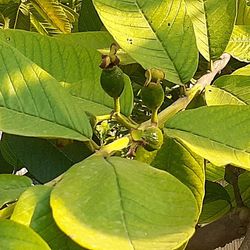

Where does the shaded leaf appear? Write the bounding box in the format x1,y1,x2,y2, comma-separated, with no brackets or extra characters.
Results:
0,174,32,208
199,181,231,224
205,162,225,182
93,0,198,84
1,134,91,183
236,0,250,25
51,155,198,250
78,0,102,31
232,64,250,75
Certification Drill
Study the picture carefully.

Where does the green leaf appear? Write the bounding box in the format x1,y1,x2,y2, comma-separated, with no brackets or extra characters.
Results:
152,136,205,213
0,41,92,141
51,156,198,250
165,105,250,170
236,0,250,25
93,0,198,84
0,174,32,208
1,134,91,183
205,75,250,105
30,0,71,33
205,162,225,182
232,64,250,75
0,145,15,174
11,186,85,250
0,203,15,219
78,0,103,31
226,25,250,62
185,0,237,61
0,29,133,116
199,181,231,224
0,219,51,250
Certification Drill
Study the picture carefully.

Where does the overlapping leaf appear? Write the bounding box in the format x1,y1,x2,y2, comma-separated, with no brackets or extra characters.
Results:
0,29,134,116
93,0,198,84
165,105,250,170
51,156,198,250
236,0,250,25
0,174,32,208
0,219,51,250
185,0,236,61
205,75,250,105
11,186,85,250
199,181,231,224
152,136,205,213
226,25,250,62
30,0,71,33
0,41,92,141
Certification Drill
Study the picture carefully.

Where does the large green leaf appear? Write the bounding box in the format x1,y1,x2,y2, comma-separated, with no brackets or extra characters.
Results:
0,29,134,116
165,105,250,170
236,0,250,25
93,0,198,84
51,155,198,250
0,174,32,208
226,25,250,62
152,136,205,213
185,0,236,61
11,186,85,250
0,40,92,140
199,181,231,224
1,134,91,183
205,75,250,105
0,219,51,250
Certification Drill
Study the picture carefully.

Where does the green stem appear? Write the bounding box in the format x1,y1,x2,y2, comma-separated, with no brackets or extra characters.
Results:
114,112,139,130
114,97,121,113
151,108,159,125
96,136,131,157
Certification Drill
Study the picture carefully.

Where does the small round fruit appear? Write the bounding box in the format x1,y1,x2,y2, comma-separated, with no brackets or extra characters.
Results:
142,127,164,151
141,82,164,111
100,66,125,98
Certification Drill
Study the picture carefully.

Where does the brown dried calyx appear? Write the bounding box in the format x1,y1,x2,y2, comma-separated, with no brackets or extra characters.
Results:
100,43,120,69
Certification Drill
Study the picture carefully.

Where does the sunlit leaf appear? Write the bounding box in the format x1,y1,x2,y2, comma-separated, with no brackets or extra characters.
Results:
93,0,198,84
51,156,198,250
165,105,250,170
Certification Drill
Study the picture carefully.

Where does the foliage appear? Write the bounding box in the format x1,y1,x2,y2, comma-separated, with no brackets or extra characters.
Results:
0,0,249,249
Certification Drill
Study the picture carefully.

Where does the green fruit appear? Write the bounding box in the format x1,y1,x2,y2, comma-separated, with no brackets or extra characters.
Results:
100,66,125,98
142,127,164,151
141,82,164,111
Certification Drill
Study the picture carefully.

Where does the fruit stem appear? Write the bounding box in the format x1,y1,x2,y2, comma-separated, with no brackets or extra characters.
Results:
151,108,159,126
114,97,121,113
114,112,139,130
96,136,131,157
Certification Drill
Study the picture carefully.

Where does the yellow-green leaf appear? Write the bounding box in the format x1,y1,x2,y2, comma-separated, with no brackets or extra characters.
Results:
185,0,237,61
93,0,198,84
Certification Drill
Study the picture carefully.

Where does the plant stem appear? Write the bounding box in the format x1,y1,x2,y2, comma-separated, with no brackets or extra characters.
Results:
151,108,159,125
96,136,131,157
114,97,120,113
114,112,139,130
